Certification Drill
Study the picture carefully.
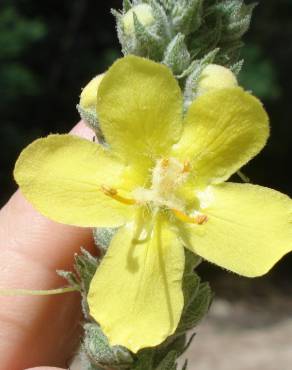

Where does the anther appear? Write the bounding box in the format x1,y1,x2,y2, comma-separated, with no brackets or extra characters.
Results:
172,209,208,225
182,160,191,173
101,185,117,196
161,158,169,169
196,214,208,225
101,185,136,206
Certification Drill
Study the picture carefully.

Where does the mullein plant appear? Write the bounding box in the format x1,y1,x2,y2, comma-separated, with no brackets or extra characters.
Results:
6,1,292,369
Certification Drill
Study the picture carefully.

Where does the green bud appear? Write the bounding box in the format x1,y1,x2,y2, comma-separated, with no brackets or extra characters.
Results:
122,4,155,35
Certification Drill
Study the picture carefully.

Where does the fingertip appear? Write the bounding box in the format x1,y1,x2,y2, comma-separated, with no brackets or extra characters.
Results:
70,120,94,140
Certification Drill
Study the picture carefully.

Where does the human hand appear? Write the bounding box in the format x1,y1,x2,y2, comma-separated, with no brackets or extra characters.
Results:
0,122,95,370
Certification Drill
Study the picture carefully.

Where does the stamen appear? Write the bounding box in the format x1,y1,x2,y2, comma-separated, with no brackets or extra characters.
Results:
101,185,136,206
161,158,169,169
182,160,191,173
172,209,208,225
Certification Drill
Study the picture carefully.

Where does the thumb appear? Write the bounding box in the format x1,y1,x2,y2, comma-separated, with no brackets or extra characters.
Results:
0,122,94,370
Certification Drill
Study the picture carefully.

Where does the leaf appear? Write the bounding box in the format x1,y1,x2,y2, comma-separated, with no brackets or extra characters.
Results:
154,334,186,367
133,349,154,370
76,104,104,141
172,0,203,35
183,48,219,107
163,34,190,75
123,0,133,12
150,0,172,41
79,350,104,370
133,12,164,60
155,350,177,370
75,247,98,293
83,323,133,369
176,282,213,334
56,269,79,288
93,227,118,256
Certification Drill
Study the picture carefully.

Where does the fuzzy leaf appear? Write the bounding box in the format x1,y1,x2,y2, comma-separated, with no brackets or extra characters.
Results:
75,247,98,293
163,33,190,75
56,269,79,288
133,12,164,60
133,349,154,370
184,48,219,107
93,227,117,256
79,350,104,370
123,0,133,12
83,323,133,369
154,334,186,367
230,59,244,75
172,0,203,35
176,283,212,334
76,104,104,141
150,0,172,41
160,0,175,12
182,271,200,312
155,350,177,370
184,249,202,273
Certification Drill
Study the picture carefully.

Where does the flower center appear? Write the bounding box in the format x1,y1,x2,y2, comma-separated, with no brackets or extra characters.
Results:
101,158,208,226
132,157,190,210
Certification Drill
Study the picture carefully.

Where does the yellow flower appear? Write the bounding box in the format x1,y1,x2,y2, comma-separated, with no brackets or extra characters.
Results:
14,56,292,353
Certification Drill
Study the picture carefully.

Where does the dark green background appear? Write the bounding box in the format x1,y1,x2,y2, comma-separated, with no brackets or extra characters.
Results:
1,0,292,295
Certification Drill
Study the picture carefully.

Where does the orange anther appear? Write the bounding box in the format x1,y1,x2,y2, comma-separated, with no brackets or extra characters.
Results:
183,160,191,173
172,209,208,226
196,214,208,225
101,185,136,206
101,185,117,196
161,158,169,169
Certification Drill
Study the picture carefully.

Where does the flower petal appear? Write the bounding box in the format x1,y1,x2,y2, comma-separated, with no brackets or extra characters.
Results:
173,88,269,187
88,215,185,352
181,183,292,277
14,134,134,227
97,55,183,166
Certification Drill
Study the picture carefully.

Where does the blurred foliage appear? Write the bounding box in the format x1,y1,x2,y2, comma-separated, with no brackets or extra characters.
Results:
240,43,281,100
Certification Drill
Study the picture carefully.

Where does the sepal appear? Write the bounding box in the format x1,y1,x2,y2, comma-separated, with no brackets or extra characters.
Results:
163,34,190,75
172,0,203,36
77,104,104,142
183,48,219,108
155,351,177,370
93,227,117,257
82,323,134,369
176,282,213,334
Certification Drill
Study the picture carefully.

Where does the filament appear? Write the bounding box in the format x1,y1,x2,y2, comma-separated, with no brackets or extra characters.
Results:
0,286,79,296
101,185,136,205
172,209,208,225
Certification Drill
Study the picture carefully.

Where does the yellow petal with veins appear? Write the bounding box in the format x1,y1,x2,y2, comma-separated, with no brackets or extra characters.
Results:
88,215,185,352
173,88,269,188
97,55,183,170
14,134,134,227
180,183,292,277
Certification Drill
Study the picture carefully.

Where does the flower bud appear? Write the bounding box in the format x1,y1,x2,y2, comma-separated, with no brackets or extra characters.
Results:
122,4,155,35
197,64,238,95
80,74,104,111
